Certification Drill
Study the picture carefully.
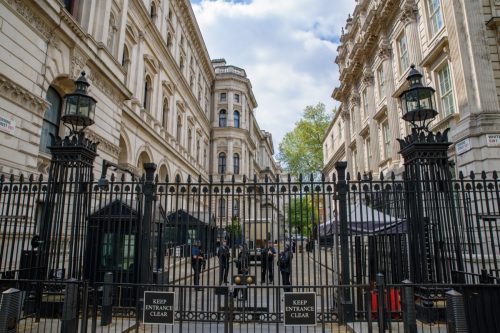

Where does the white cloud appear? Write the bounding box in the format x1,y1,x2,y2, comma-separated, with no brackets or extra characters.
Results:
191,0,356,152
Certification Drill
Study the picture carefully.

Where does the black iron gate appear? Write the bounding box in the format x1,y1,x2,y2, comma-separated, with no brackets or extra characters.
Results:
1,165,500,332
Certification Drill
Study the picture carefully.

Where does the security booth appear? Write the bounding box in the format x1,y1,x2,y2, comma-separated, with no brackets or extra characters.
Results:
85,200,139,285
164,209,217,258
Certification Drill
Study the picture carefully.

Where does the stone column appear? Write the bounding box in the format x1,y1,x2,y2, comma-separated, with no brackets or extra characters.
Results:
401,0,421,70
134,33,145,104
349,94,360,176
116,0,130,60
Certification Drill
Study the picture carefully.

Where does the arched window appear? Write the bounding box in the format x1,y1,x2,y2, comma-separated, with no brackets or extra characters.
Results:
150,2,157,19
166,33,172,50
233,153,240,174
219,110,227,127
40,86,62,154
143,76,152,111
122,45,130,78
162,98,169,129
218,152,226,174
188,129,192,151
219,198,226,217
176,115,182,143
107,13,116,52
196,140,200,163
233,110,240,128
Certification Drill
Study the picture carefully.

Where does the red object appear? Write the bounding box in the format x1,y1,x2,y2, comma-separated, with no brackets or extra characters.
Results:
371,289,401,319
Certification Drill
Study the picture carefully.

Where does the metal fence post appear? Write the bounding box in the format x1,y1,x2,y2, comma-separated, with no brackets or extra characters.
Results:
446,289,468,333
401,280,417,333
61,279,78,333
335,161,354,323
0,288,21,333
139,163,157,321
376,273,387,333
101,272,113,326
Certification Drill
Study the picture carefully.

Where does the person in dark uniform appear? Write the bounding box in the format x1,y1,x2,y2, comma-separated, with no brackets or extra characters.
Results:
217,239,230,285
261,240,276,283
234,243,249,300
278,244,293,292
191,240,205,291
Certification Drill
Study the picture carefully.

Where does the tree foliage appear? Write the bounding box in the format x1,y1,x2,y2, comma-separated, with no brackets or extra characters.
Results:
288,196,319,238
277,103,333,177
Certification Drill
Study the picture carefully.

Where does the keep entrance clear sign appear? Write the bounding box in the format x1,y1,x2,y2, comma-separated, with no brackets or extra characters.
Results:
284,292,316,326
143,291,175,325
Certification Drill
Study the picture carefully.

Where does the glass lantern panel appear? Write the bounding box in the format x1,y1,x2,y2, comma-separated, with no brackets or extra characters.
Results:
65,95,78,115
407,91,419,112
79,96,90,117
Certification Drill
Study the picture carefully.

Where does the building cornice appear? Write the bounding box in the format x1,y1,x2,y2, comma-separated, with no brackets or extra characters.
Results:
0,74,50,116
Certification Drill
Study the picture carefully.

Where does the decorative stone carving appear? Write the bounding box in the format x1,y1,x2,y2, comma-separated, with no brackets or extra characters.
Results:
400,0,418,24
71,47,88,79
378,37,392,60
350,93,360,106
86,69,121,104
4,0,60,48
84,129,120,158
0,74,49,115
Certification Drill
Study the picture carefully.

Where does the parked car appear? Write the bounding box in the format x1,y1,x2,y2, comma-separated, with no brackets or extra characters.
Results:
248,247,262,264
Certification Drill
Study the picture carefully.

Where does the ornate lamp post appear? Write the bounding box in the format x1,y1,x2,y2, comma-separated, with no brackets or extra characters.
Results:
398,65,464,284
61,71,97,133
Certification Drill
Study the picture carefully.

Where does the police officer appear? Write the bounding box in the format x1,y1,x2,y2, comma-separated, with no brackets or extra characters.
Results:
261,240,276,284
191,240,205,291
279,244,293,292
217,239,230,284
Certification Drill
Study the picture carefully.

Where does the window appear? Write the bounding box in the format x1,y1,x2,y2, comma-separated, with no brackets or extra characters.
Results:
352,148,357,175
63,0,80,18
162,99,169,128
364,137,371,170
122,46,130,79
233,153,240,174
438,63,455,117
166,33,173,50
398,34,409,75
196,140,200,163
150,2,157,19
40,86,61,154
220,92,227,102
233,199,240,218
233,111,240,128
143,76,152,111
176,115,182,143
351,109,356,134
428,0,443,36
338,122,342,137
188,129,192,151
219,110,227,127
362,89,368,120
107,13,116,52
377,65,385,99
382,122,391,159
218,152,226,174
219,198,226,217
234,93,240,103
203,148,207,168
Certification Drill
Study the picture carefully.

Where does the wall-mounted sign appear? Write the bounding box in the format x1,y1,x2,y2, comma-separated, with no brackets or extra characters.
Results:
486,134,500,147
455,138,471,155
284,292,316,326
0,116,15,134
143,291,175,325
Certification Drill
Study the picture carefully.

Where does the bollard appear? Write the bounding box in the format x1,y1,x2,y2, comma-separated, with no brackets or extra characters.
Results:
101,272,113,326
446,289,468,333
401,280,417,333
0,288,21,333
61,279,79,333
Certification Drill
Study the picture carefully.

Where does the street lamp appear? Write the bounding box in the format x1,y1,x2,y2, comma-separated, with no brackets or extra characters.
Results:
61,71,97,134
399,65,437,133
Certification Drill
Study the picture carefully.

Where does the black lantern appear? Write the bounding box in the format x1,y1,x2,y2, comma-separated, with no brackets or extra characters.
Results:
399,65,437,132
62,71,96,133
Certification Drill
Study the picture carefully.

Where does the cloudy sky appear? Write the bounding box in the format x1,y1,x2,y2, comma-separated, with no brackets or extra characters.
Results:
190,0,356,153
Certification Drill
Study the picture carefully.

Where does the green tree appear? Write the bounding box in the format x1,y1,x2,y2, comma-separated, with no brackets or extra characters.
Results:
288,196,319,238
277,103,333,177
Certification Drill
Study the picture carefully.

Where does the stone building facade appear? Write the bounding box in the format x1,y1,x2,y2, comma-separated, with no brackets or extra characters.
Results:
0,0,278,226
324,0,500,178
